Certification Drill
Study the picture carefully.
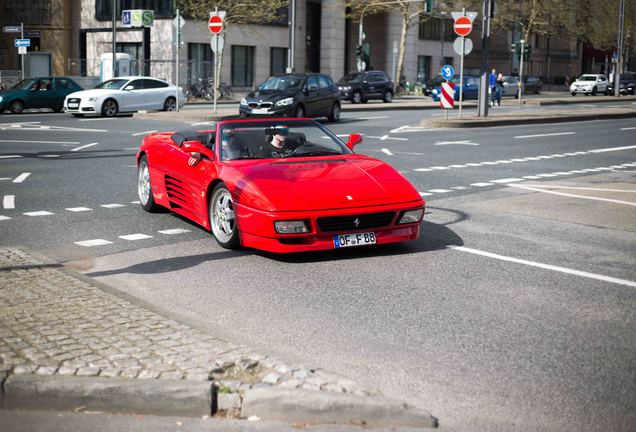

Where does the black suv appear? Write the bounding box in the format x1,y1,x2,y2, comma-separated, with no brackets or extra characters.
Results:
239,73,341,122
337,71,394,103
606,71,636,95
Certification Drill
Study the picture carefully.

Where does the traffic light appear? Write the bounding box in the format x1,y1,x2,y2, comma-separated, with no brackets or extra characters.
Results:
425,0,434,13
355,44,362,58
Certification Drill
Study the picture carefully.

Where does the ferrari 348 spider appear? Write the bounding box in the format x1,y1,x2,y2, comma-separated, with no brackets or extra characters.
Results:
136,118,425,253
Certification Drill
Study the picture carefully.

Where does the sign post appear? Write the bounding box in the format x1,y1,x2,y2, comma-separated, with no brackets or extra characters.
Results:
452,10,475,119
518,39,525,105
209,9,226,114
173,9,185,112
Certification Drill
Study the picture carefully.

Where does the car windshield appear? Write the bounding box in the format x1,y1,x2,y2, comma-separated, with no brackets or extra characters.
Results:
93,79,128,90
340,73,362,83
218,120,351,161
578,76,597,81
258,75,304,91
11,79,36,90
504,76,518,83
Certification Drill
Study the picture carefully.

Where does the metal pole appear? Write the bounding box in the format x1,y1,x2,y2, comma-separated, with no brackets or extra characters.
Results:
519,39,524,105
175,8,180,112
358,8,365,72
213,7,218,114
459,36,465,118
287,0,296,72
478,0,491,117
615,0,625,97
112,0,116,78
20,23,24,79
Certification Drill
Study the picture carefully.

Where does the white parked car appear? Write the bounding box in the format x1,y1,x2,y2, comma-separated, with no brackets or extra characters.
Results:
64,76,185,117
570,74,609,96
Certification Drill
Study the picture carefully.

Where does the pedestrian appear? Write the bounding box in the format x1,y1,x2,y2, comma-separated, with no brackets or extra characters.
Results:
495,73,504,106
489,68,497,106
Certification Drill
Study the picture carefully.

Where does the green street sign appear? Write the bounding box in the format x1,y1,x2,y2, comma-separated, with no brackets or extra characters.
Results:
123,9,154,27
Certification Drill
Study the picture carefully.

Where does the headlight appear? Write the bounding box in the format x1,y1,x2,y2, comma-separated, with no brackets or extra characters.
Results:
240,97,247,106
0,96,3,102
274,220,309,234
275,97,294,107
341,86,351,91
87,97,97,102
398,209,424,224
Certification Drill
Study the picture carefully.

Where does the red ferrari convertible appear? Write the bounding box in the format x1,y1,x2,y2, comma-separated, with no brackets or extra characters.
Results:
136,118,425,253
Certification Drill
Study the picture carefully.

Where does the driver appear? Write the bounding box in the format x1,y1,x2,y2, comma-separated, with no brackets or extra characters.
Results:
260,125,301,158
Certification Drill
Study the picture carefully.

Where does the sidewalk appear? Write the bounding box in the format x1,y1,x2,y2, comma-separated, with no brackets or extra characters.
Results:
0,248,435,427
135,94,636,125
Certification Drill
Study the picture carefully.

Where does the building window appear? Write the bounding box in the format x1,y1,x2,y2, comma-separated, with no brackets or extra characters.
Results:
419,17,453,42
270,47,288,76
188,43,214,84
417,55,431,82
443,56,454,67
232,45,255,87
95,0,174,21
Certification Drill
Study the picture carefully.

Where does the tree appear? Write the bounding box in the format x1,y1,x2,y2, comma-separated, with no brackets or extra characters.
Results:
346,0,432,87
177,0,288,97
570,0,635,54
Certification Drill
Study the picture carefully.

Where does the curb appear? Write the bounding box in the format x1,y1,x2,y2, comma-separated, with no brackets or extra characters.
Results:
421,110,636,128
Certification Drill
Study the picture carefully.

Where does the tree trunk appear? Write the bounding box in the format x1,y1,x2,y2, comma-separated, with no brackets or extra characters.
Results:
396,11,409,89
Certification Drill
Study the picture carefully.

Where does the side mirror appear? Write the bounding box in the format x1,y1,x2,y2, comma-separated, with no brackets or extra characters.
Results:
346,133,363,151
182,140,212,158
124,85,134,91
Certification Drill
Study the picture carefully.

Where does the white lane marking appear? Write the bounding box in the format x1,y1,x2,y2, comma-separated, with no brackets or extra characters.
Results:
509,184,636,207
367,135,408,141
381,148,394,156
495,160,514,164
39,155,60,158
0,155,22,159
13,173,31,183
71,142,98,152
131,201,141,204
435,140,479,146
79,118,113,121
357,116,389,120
0,215,12,221
451,186,468,190
471,182,493,187
390,125,431,133
490,178,525,183
589,145,636,153
535,173,559,177
551,172,573,175
119,233,153,241
3,195,15,209
0,178,11,181
189,121,214,126
23,211,54,216
449,246,636,288
514,132,575,139
429,189,452,193
415,168,434,172
523,176,542,179
620,127,636,130
449,164,467,168
430,166,450,170
465,163,482,166
158,228,192,235
132,130,157,136
66,207,92,212
101,203,126,208
419,192,433,196
75,239,113,247
517,185,636,193
0,139,80,144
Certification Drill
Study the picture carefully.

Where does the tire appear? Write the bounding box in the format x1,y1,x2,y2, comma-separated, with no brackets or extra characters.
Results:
571,92,576,96
209,183,240,250
591,86,597,96
351,91,362,104
101,99,118,117
294,105,304,118
72,113,84,117
327,103,340,122
163,97,176,111
137,155,160,212
382,90,393,103
52,106,63,113
9,100,24,114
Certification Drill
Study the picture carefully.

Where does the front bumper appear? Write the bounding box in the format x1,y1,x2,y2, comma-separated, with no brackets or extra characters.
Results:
64,97,99,114
239,104,294,117
235,200,425,253
570,85,593,94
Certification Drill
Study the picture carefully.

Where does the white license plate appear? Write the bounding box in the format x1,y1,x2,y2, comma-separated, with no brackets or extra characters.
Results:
333,232,376,248
68,103,79,108
251,108,269,114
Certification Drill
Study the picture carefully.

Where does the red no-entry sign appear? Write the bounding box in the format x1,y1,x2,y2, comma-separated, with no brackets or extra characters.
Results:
453,16,472,37
208,15,223,34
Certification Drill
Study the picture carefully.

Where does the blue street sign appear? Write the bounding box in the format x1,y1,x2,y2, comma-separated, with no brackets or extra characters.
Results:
441,64,455,80
14,38,30,47
122,10,132,26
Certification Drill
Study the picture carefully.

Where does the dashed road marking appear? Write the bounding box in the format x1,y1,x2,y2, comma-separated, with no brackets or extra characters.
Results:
620,127,636,130
66,207,92,212
132,130,157,136
13,173,31,183
101,203,126,208
471,182,493,187
490,178,524,183
428,189,452,193
23,211,54,217
589,145,636,153
419,192,433,196
381,148,394,156
119,233,153,241
0,215,12,221
75,239,113,247
0,155,22,159
3,195,15,209
434,140,479,146
71,142,99,152
159,228,192,235
357,116,389,120
514,132,575,139
509,184,636,207
0,139,80,145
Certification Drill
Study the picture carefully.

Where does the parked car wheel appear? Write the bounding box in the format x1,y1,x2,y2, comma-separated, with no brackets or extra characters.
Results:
163,97,176,111
294,105,305,118
137,155,160,212
209,183,240,250
383,90,393,103
327,103,340,122
9,100,24,114
351,91,362,104
571,92,576,96
101,99,118,117
591,86,597,96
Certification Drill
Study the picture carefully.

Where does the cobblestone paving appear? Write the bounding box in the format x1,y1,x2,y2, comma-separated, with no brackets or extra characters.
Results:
0,248,377,397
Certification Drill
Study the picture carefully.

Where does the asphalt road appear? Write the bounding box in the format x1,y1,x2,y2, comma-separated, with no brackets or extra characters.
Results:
1,106,635,431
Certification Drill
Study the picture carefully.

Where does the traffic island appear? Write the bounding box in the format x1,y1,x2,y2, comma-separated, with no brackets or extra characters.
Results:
0,248,436,428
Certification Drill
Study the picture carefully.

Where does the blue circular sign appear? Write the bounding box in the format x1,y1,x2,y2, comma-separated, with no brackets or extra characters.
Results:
441,65,455,80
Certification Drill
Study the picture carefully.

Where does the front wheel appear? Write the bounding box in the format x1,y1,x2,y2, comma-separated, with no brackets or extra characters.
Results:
163,97,176,111
137,156,160,212
591,86,597,96
383,90,393,103
209,184,240,249
351,91,362,104
9,100,24,114
571,92,576,96
101,99,118,117
327,103,340,122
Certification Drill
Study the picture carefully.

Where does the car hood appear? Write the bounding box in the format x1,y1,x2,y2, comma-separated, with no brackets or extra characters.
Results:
65,88,121,99
572,80,594,85
245,89,296,102
231,156,421,211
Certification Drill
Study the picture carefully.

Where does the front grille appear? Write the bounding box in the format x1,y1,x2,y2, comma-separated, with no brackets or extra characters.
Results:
67,98,80,104
247,102,273,109
317,212,395,232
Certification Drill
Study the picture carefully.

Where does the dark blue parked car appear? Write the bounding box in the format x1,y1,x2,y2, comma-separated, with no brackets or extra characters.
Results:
431,75,480,101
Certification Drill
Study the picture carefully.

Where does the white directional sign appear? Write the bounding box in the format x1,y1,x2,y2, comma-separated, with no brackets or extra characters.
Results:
14,39,30,47
18,46,27,54
173,14,185,29
3,26,21,33
210,35,224,53
453,37,473,55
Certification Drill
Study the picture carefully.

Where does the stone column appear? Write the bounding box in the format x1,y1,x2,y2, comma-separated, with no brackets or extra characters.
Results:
320,0,345,79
